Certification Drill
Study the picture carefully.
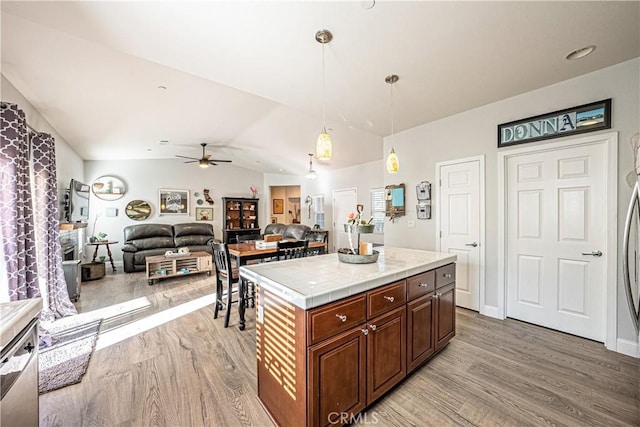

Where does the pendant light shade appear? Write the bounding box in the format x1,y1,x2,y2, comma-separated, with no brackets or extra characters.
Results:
386,148,399,173
385,74,399,173
305,153,317,179
315,29,333,160
316,128,332,160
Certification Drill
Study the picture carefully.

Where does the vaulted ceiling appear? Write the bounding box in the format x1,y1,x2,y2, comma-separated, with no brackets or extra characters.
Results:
2,1,638,175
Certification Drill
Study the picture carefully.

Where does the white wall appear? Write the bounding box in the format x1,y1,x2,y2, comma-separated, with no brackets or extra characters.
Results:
383,58,640,344
1,74,84,213
84,159,263,265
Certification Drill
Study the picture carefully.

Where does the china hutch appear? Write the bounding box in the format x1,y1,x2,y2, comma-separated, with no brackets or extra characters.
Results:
222,197,261,243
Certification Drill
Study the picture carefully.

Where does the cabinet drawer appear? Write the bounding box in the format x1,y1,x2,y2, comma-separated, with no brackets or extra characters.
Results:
307,295,366,345
435,263,455,288
407,270,435,301
367,280,406,319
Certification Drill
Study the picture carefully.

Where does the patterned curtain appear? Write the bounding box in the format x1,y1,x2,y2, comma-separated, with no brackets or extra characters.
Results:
31,132,76,319
0,102,76,319
0,103,39,300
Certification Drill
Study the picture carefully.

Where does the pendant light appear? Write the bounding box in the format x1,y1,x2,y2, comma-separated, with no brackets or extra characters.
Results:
305,153,317,179
315,29,333,161
385,74,399,173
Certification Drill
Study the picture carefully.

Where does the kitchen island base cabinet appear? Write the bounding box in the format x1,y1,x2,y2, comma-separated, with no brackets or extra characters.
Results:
309,327,367,427
407,293,435,373
254,260,456,427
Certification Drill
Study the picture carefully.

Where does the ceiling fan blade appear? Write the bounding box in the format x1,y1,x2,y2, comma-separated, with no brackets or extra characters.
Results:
183,160,198,164
209,159,232,163
175,155,199,160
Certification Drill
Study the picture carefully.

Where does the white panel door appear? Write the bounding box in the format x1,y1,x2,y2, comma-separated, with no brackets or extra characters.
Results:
439,160,481,311
506,143,606,341
332,189,357,252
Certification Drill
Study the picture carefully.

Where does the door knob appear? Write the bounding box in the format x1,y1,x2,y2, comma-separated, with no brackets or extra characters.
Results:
581,250,602,257
465,242,478,247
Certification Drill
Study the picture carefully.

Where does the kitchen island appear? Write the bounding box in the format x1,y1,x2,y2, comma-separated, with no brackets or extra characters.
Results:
240,247,457,427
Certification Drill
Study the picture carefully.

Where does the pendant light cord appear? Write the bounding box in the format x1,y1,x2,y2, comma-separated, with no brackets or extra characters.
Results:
390,79,394,137
322,41,326,131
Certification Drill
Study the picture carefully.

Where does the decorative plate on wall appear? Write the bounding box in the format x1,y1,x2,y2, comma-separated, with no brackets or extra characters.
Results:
125,200,151,221
92,175,126,201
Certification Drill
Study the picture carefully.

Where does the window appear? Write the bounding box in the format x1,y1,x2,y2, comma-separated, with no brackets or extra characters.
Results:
311,195,325,229
370,188,385,233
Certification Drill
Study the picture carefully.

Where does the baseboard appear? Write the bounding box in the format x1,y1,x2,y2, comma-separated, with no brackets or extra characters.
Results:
616,338,640,358
480,305,502,319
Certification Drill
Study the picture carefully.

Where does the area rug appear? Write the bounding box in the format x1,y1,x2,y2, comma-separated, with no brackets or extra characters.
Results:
38,318,102,394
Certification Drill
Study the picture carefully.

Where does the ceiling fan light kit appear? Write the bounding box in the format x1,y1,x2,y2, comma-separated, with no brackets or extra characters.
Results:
315,29,333,161
175,142,232,167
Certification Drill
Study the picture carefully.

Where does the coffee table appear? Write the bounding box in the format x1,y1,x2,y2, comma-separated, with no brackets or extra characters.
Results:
145,251,213,285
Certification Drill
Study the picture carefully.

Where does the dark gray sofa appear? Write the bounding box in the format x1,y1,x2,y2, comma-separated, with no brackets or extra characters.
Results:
122,223,215,273
263,223,311,241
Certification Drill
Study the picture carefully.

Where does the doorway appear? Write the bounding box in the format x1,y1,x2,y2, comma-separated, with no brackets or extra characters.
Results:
436,155,485,312
270,185,301,224
498,132,617,346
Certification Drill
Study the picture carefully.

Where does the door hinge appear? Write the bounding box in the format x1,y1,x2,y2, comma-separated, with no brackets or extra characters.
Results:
440,231,442,238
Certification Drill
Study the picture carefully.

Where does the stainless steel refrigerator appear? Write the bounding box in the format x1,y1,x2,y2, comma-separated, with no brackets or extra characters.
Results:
622,133,640,335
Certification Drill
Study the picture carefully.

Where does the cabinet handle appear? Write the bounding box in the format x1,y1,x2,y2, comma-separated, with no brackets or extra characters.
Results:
336,314,347,322
419,283,430,287
361,328,369,336
433,293,440,300
443,273,453,278
383,296,395,303
369,324,377,331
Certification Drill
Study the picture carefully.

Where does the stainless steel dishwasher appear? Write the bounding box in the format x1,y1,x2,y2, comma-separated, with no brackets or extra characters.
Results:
1,313,39,427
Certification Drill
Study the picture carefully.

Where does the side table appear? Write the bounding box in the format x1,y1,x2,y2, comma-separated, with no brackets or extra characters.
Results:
86,240,118,272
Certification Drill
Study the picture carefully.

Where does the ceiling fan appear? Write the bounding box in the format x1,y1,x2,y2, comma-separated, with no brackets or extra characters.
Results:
175,143,232,168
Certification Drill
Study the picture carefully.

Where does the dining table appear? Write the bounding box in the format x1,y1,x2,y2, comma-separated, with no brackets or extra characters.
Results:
227,240,328,330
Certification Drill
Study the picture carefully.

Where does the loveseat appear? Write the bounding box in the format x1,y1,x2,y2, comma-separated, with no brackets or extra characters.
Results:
122,223,216,273
263,223,311,241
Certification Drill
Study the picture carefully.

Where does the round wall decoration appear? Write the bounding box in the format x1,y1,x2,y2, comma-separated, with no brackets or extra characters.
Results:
92,175,126,201
125,200,151,221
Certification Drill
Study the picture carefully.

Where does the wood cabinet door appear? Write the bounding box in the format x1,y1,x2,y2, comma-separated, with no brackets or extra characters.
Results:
435,283,456,350
308,327,367,427
407,292,435,373
366,306,406,404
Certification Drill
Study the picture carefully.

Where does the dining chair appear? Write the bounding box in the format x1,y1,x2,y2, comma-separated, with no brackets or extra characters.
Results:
237,234,260,243
211,242,239,328
305,231,328,256
276,240,309,260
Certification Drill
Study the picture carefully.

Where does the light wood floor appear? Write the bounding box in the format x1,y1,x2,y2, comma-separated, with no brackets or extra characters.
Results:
40,270,639,426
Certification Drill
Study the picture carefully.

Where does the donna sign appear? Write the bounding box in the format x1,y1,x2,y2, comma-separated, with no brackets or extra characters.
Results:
498,99,611,148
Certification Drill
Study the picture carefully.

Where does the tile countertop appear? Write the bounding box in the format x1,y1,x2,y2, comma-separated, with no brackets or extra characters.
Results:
0,298,42,349
239,247,456,309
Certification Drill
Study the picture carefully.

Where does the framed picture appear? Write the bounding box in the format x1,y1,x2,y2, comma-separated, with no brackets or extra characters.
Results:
273,198,284,214
271,217,277,224
498,98,611,148
195,207,213,221
416,181,431,201
159,189,189,215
